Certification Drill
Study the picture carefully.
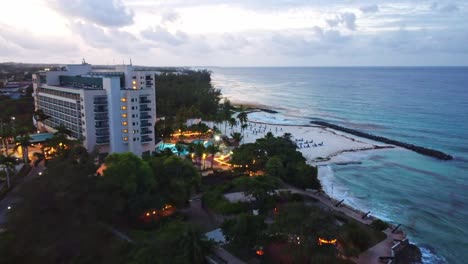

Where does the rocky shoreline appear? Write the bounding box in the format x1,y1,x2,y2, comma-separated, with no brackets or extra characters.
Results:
310,121,453,161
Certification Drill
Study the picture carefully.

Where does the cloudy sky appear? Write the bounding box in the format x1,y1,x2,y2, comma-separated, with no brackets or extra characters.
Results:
1,0,467,66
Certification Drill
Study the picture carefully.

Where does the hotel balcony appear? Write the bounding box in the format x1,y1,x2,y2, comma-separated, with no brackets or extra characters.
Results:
140,98,151,104
141,121,152,127
140,114,151,120
141,136,152,143
140,106,151,112
141,129,152,135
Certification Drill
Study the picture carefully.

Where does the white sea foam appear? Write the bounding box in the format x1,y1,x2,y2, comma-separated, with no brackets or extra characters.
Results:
420,246,448,264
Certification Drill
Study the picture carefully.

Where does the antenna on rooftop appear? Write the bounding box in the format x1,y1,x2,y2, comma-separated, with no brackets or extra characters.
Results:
130,58,132,65
82,58,86,64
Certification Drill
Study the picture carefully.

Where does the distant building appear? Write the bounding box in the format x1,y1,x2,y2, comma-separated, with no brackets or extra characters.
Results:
32,61,157,157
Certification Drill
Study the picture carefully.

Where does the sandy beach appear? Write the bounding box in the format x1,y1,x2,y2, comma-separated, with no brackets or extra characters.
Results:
223,111,394,165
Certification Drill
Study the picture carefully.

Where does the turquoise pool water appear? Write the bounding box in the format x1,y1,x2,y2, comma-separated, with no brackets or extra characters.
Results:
192,139,213,148
157,143,189,156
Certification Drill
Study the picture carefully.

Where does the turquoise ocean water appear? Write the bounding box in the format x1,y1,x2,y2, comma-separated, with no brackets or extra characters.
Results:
210,67,468,264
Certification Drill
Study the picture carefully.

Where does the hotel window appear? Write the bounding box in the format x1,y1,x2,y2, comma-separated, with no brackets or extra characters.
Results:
132,130,136,134
123,137,128,141
121,106,127,110
122,121,128,126
131,98,134,102
122,129,128,133
131,106,135,110
121,113,127,118
120,98,127,102
132,80,136,85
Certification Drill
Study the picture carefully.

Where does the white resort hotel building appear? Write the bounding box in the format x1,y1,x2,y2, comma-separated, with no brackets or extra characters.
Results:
32,62,157,157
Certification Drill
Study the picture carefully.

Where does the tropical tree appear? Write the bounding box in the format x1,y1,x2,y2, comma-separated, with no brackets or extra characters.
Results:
99,152,157,218
14,133,31,165
194,143,206,167
0,123,13,155
175,143,185,156
233,176,280,209
0,154,16,189
228,117,237,130
54,124,72,138
221,99,232,135
33,109,50,131
130,221,212,264
230,132,243,146
237,111,248,127
221,213,267,248
206,144,220,169
148,155,200,206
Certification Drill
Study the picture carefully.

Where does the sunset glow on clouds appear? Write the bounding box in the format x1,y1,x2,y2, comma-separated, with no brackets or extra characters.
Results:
1,0,467,66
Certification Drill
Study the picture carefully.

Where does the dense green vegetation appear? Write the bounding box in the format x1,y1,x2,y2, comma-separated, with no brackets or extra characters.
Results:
155,70,222,119
231,132,321,190
0,148,208,264
0,97,35,131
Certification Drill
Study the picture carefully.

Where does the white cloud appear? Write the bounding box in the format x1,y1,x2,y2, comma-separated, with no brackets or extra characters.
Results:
0,0,467,66
360,4,379,14
0,24,78,53
70,21,147,53
49,0,134,27
430,2,459,13
327,12,357,31
161,10,180,24
141,26,188,46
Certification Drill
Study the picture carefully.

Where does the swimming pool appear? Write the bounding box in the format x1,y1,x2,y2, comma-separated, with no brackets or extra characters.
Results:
157,143,189,156
191,139,213,148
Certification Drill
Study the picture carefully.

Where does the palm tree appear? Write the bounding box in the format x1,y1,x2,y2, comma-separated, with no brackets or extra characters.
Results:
178,225,211,263
33,109,50,131
15,133,31,165
0,154,16,189
206,145,220,169
237,111,248,144
228,117,237,130
175,143,185,156
194,143,206,168
0,123,13,155
221,99,232,135
237,111,248,127
230,132,243,146
54,124,72,138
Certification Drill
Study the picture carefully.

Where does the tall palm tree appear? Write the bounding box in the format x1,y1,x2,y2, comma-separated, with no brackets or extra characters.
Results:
0,123,13,155
221,99,232,135
237,111,248,127
206,145,220,169
194,143,206,168
228,118,237,130
15,133,31,165
237,111,248,144
0,154,16,189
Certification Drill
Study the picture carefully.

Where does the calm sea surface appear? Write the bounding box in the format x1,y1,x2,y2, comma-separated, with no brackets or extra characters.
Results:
210,67,468,264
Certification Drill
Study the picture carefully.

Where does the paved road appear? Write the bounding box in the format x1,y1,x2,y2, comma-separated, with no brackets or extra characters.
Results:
0,163,44,227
